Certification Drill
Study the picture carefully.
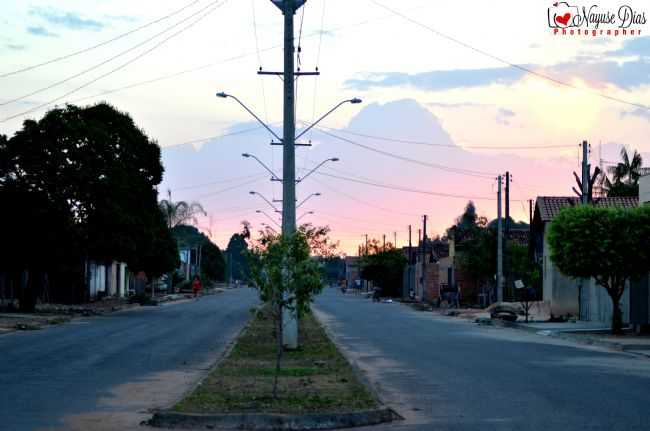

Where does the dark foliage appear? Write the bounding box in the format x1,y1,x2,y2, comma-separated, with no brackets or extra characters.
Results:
0,103,178,308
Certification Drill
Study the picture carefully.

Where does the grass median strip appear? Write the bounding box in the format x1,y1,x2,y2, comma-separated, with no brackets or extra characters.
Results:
174,308,378,415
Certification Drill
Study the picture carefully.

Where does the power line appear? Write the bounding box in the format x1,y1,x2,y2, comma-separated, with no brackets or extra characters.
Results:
0,0,202,79
1,1,227,123
320,126,576,150
172,173,267,192
316,171,495,201
302,162,424,217
193,175,265,201
1,0,225,107
44,5,428,111
371,0,650,112
162,125,263,149
309,125,497,178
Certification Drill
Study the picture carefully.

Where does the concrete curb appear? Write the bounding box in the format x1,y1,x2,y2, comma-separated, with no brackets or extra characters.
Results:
487,319,650,357
149,407,401,430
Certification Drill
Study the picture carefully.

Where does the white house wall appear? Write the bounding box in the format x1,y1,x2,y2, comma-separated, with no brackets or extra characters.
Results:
640,175,650,204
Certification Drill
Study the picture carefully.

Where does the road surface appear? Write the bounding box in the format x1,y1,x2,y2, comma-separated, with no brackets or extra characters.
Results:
0,288,258,431
315,288,650,431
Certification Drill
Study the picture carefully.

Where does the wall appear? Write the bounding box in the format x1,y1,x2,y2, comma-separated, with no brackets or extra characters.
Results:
640,174,650,204
582,278,631,324
543,226,579,317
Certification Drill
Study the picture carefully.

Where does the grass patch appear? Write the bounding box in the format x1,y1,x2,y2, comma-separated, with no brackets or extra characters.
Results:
175,309,378,414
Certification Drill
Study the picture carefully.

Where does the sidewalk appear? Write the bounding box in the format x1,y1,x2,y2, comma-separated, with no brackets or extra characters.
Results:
423,303,650,358
493,319,650,357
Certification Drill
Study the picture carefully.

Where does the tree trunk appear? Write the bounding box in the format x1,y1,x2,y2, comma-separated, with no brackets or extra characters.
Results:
611,294,624,335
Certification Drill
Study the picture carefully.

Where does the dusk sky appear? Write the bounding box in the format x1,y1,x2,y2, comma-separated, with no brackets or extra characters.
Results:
2,0,649,254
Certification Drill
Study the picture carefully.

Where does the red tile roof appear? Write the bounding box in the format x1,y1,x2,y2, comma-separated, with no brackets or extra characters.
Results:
536,196,639,222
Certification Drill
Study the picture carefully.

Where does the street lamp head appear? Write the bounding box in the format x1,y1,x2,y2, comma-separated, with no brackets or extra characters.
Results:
330,157,340,162
315,193,322,196
256,210,262,214
350,98,363,104
249,191,256,195
216,92,229,98
242,153,251,158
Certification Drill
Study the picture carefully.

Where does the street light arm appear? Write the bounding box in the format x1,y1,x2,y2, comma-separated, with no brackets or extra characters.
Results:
297,211,314,222
297,159,338,183
252,192,281,213
219,93,283,142
245,154,282,182
257,210,282,228
296,193,321,209
295,98,361,141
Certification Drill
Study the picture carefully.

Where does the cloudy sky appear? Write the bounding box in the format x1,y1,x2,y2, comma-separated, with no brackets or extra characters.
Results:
2,0,649,254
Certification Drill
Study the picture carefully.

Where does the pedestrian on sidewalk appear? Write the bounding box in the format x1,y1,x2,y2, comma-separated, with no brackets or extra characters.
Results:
192,275,202,298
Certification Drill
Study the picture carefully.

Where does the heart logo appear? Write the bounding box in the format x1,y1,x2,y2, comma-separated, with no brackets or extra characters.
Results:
555,13,571,26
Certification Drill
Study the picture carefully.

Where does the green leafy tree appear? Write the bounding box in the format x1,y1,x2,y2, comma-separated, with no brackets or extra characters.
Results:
172,225,225,282
601,147,644,197
548,205,650,334
159,189,206,228
360,246,407,297
225,223,252,282
249,232,323,398
0,103,178,308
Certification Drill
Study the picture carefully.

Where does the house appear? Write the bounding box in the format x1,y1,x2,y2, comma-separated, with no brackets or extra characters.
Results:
344,256,361,290
531,196,639,321
87,261,129,299
630,174,650,331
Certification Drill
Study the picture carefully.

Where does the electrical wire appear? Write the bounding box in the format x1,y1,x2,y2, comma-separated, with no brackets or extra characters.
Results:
309,125,497,178
33,4,429,110
316,171,495,201
172,173,267,192
1,1,228,123
310,176,421,217
371,0,650,112
320,126,577,150
194,175,265,201
162,125,263,149
0,0,202,79
1,0,225,107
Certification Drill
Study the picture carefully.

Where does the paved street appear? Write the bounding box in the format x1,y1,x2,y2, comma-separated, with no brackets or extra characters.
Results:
0,288,258,431
315,288,650,431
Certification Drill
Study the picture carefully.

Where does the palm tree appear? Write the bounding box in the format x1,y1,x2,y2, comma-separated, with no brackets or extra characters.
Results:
601,147,643,197
158,189,207,229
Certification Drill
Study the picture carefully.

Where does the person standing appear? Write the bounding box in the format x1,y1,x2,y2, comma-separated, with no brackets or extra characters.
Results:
192,275,202,298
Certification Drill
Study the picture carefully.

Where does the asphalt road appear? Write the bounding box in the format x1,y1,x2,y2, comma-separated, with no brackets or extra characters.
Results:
0,288,258,431
315,288,650,431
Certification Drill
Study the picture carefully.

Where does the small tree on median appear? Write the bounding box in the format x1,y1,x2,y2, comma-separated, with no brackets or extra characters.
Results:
248,230,324,399
547,205,650,334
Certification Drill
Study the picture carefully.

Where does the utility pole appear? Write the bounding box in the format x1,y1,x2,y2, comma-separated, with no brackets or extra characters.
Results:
418,228,422,300
365,234,369,255
408,225,412,263
422,216,428,301
383,234,386,252
394,232,397,249
583,140,589,203
504,171,510,301
264,0,307,349
497,175,503,303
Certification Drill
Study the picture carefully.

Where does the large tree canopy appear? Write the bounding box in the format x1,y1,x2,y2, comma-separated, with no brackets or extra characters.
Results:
0,103,178,305
548,205,650,333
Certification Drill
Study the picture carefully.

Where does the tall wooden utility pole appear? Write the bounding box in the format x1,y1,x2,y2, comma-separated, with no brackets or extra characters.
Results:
497,175,503,303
